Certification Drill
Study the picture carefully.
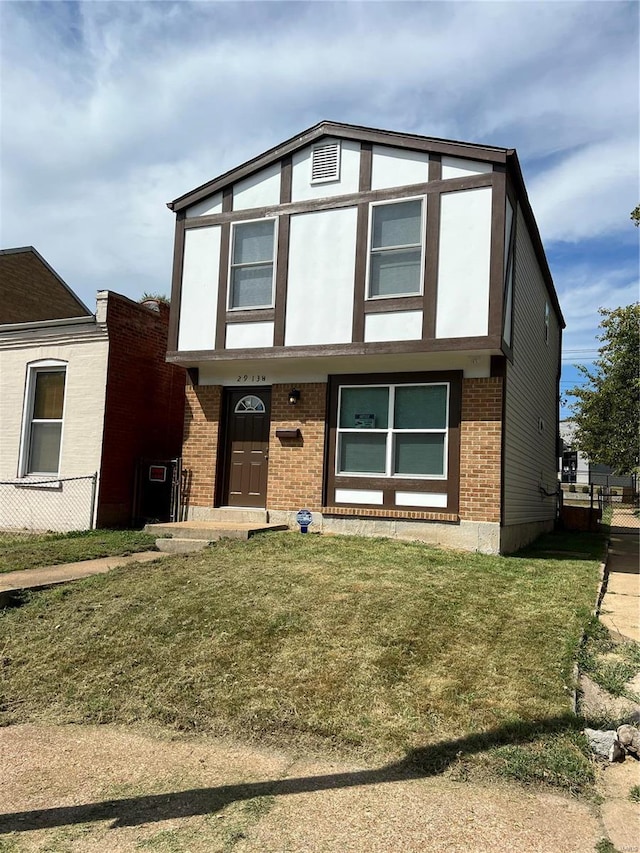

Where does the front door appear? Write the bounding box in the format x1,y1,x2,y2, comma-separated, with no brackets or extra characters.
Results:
222,390,271,508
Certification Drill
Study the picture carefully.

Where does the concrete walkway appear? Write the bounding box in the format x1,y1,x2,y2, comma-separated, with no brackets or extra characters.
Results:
0,551,167,604
600,516,640,644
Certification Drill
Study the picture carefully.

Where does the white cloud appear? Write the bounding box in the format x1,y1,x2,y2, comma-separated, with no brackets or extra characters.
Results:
0,0,637,322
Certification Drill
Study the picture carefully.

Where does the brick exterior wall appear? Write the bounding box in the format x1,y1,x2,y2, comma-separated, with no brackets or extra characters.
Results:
267,383,327,512
181,384,222,508
459,377,503,523
97,295,186,526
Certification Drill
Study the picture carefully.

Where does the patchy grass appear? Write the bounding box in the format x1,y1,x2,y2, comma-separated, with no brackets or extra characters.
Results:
0,532,601,792
0,529,157,574
578,617,640,700
629,784,640,803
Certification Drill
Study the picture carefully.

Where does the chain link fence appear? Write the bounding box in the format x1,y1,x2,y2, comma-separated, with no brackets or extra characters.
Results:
0,474,97,535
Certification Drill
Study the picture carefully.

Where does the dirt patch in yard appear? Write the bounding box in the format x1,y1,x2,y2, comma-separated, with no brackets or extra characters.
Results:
1,723,602,853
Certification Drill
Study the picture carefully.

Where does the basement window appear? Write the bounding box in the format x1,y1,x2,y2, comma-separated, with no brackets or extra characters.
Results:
310,140,341,184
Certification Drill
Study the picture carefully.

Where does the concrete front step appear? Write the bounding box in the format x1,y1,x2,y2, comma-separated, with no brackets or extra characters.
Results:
202,508,268,524
146,521,287,541
147,520,289,554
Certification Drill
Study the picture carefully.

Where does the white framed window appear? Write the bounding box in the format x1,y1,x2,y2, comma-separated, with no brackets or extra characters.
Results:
366,197,425,299
336,383,449,478
228,218,276,310
19,360,67,476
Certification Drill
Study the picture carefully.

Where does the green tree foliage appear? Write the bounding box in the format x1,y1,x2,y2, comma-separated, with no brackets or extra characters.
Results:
632,204,640,226
569,304,640,475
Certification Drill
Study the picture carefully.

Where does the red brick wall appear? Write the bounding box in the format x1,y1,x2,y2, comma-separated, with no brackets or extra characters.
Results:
267,384,327,512
97,295,186,526
181,384,222,508
459,377,503,523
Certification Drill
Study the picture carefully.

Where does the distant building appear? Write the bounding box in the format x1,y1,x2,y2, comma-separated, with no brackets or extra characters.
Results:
559,419,634,489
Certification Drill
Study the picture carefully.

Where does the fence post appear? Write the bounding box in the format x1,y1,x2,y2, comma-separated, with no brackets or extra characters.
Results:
89,472,98,530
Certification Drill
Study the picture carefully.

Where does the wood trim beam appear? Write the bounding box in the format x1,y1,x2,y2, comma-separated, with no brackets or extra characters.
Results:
488,165,506,340
167,334,503,364
351,202,369,342
167,212,185,352
214,221,230,350
273,213,290,346
363,296,423,314
182,173,494,230
359,142,372,192
423,155,442,340
226,309,275,324
280,156,292,204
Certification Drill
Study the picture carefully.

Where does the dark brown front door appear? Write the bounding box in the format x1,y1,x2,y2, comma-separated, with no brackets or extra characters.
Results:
222,390,271,508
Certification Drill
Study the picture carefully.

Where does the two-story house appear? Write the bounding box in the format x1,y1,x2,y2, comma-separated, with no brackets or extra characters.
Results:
165,122,564,554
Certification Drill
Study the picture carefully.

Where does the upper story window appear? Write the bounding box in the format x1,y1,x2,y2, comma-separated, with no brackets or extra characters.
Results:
20,362,67,476
337,383,449,478
229,219,276,310
367,198,424,299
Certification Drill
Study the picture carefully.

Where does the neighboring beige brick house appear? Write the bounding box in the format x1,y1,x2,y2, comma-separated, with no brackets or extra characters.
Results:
0,247,185,531
166,122,564,554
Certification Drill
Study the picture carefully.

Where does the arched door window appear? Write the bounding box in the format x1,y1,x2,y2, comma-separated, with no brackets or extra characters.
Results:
234,395,266,414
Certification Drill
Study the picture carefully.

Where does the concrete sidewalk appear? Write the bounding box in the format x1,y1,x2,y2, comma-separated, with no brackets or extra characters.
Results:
0,551,167,604
600,526,640,644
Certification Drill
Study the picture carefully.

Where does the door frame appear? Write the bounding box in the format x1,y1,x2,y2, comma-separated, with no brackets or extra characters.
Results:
216,387,272,508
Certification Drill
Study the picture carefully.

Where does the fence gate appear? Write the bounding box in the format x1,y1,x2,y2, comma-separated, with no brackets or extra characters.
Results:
600,486,640,532
134,458,182,526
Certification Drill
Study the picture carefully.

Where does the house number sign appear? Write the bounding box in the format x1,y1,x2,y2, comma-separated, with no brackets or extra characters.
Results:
236,374,268,383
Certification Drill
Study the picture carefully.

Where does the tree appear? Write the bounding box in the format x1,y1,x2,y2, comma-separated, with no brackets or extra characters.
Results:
568,303,640,475
632,204,640,226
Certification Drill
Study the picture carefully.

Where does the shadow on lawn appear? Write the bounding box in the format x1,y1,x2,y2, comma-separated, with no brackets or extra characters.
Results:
0,714,580,833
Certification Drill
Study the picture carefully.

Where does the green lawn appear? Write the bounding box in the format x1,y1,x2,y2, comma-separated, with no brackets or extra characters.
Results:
0,529,157,574
0,531,603,792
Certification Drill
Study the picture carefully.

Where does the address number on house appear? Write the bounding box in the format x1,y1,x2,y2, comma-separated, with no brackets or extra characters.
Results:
236,375,267,383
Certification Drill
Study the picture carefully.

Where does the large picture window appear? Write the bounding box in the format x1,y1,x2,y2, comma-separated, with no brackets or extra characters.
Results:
367,198,424,299
21,363,66,475
229,219,276,310
337,383,448,478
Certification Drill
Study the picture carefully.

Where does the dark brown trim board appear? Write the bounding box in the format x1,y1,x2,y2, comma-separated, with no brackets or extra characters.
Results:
487,167,506,340
280,156,292,204
168,334,503,364
226,308,275,324
363,296,423,314
214,222,231,350
422,160,441,340
168,213,186,352
351,202,369,342
181,173,493,230
359,142,372,192
325,370,462,515
273,213,290,346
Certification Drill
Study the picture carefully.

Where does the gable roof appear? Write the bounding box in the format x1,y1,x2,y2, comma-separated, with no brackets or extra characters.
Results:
167,120,563,327
0,247,92,324
168,120,510,213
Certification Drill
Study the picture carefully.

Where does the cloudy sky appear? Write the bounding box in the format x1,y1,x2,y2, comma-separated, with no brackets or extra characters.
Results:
1,0,638,414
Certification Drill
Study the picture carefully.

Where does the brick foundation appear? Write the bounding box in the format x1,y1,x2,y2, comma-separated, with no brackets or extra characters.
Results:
459,377,503,523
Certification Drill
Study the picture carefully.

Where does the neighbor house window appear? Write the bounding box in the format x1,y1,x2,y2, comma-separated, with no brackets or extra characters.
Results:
229,218,276,309
21,363,66,475
367,198,424,298
337,383,448,477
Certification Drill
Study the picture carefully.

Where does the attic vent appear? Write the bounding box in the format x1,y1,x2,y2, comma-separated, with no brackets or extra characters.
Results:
311,141,341,184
